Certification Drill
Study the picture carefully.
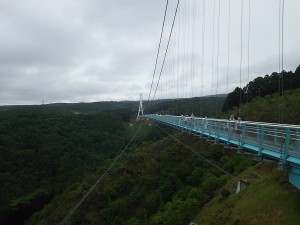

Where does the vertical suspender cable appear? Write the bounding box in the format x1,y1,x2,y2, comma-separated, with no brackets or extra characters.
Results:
201,0,206,117
246,0,250,119
191,0,196,113
278,0,284,124
185,0,189,114
182,0,186,114
226,0,231,116
278,0,281,123
176,5,181,115
281,0,284,123
216,0,220,116
279,0,285,161
239,0,244,117
278,0,281,74
211,0,216,117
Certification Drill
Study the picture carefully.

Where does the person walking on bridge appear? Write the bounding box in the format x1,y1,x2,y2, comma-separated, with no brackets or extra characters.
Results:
228,115,235,138
236,117,242,140
203,116,208,130
191,113,195,127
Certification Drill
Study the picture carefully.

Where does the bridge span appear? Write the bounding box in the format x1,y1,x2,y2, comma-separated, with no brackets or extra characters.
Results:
142,114,300,189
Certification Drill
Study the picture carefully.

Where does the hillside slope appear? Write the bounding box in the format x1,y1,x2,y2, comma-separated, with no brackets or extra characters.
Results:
193,162,300,225
223,88,300,125
194,88,300,225
27,131,254,225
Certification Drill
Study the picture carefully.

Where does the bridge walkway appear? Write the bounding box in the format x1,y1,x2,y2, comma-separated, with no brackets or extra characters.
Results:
143,114,300,189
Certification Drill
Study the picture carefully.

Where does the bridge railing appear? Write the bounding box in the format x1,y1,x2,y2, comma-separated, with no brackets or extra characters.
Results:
142,114,300,189
143,114,300,162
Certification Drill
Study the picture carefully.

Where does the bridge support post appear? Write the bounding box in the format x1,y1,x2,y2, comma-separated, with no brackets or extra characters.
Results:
257,125,264,160
240,124,246,148
289,164,300,189
214,121,220,144
253,125,264,161
283,128,290,164
278,128,290,171
274,127,278,145
296,129,300,150
227,122,232,145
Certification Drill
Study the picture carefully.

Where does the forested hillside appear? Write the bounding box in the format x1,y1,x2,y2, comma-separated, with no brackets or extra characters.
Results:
1,79,299,224
27,132,254,225
223,88,300,125
0,109,133,224
190,88,300,224
0,101,139,115
193,161,300,225
223,65,300,112
146,95,226,117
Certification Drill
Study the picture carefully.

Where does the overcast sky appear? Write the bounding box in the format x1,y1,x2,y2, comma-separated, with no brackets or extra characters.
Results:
0,0,299,105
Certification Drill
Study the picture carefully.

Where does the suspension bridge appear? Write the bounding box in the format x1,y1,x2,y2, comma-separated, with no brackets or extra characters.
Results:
58,1,300,223
140,113,300,189
140,0,300,189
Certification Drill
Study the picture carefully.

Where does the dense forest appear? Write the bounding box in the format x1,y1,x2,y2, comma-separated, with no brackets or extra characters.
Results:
0,109,134,224
223,65,300,112
223,88,300,124
27,132,254,225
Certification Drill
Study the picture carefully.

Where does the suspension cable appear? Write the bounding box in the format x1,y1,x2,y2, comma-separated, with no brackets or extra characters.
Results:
59,122,143,224
176,4,181,115
191,0,196,103
278,0,285,161
278,0,285,124
226,0,231,115
151,0,180,104
211,0,216,116
281,0,285,123
201,0,206,117
153,122,238,182
239,0,244,117
278,0,281,124
146,0,169,109
246,0,251,119
216,0,220,116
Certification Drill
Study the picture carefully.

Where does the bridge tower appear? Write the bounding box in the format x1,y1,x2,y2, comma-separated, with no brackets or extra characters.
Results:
136,93,144,120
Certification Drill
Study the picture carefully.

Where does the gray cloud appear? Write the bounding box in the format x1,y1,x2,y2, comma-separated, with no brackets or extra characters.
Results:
0,0,299,105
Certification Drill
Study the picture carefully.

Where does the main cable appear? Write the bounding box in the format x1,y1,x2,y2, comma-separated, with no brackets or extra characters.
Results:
146,0,169,109
151,0,180,105
59,122,143,224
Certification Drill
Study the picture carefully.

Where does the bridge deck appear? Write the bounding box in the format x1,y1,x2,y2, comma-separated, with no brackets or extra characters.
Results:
142,114,300,189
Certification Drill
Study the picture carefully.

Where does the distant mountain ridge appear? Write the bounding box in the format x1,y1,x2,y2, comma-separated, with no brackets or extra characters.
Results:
0,101,139,115
0,94,227,117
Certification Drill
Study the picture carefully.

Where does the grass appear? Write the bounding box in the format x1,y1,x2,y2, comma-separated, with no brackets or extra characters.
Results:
193,162,300,225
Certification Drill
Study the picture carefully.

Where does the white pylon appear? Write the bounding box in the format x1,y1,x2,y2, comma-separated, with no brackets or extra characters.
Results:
136,93,144,120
